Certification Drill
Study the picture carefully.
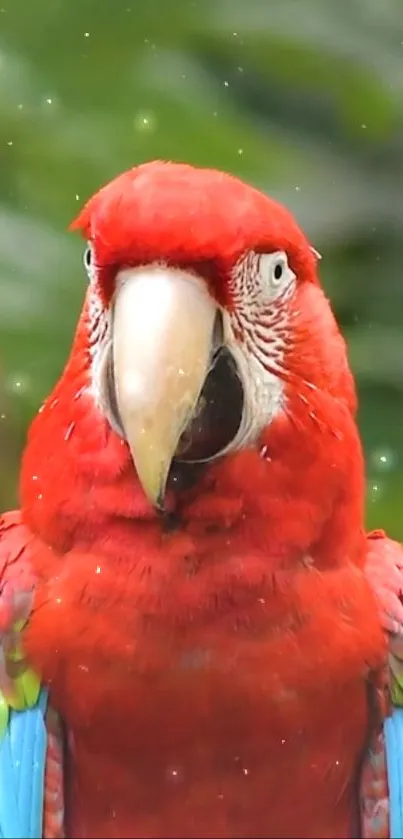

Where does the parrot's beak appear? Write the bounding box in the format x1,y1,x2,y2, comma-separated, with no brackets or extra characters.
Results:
112,266,218,509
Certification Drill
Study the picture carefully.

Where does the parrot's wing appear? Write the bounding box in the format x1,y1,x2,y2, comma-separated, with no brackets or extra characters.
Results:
365,530,403,706
358,531,403,838
0,512,65,838
0,511,41,731
0,687,48,839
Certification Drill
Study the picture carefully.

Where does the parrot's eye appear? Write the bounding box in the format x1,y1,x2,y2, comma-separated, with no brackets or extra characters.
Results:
258,251,295,299
83,243,95,281
273,262,283,281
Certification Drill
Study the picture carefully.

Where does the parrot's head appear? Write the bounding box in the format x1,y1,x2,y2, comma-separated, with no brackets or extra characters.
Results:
22,161,363,563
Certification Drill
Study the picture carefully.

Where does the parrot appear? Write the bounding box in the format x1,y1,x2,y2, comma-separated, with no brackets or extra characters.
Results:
0,160,403,839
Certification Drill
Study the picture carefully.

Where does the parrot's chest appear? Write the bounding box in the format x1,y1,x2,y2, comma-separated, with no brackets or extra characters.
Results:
24,545,382,837
43,633,368,839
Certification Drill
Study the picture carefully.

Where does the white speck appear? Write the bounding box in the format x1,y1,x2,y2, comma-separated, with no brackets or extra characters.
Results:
281,739,286,744
32,475,38,481
371,445,397,473
258,597,265,604
79,664,89,672
41,95,60,113
0,414,5,420
243,768,249,775
335,760,340,766
75,194,80,201
295,185,300,192
7,140,13,146
361,123,367,129
237,148,244,155
95,565,102,575
6,373,31,395
165,765,184,783
56,597,62,605
369,480,384,503
37,493,43,500
84,32,90,38
134,111,157,133
223,80,229,87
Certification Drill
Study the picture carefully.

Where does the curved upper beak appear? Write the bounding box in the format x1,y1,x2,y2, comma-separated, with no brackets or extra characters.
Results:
112,265,218,509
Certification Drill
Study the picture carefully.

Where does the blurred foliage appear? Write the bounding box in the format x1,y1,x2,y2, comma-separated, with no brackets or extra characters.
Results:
0,0,402,532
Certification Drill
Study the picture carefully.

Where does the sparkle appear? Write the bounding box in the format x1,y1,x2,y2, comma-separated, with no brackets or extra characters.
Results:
371,445,397,473
134,111,157,133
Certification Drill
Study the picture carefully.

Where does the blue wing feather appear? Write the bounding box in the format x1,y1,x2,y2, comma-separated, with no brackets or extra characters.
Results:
0,688,48,839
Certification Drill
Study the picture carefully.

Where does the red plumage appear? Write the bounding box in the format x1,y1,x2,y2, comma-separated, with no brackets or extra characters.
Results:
0,161,395,837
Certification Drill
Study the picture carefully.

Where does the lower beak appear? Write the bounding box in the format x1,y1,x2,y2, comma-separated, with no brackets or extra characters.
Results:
112,265,218,509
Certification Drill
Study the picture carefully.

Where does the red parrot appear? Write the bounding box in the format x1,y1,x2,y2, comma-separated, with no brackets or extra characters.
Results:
0,161,402,839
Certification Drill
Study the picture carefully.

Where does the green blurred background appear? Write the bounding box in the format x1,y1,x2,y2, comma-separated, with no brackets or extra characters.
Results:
0,0,402,535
